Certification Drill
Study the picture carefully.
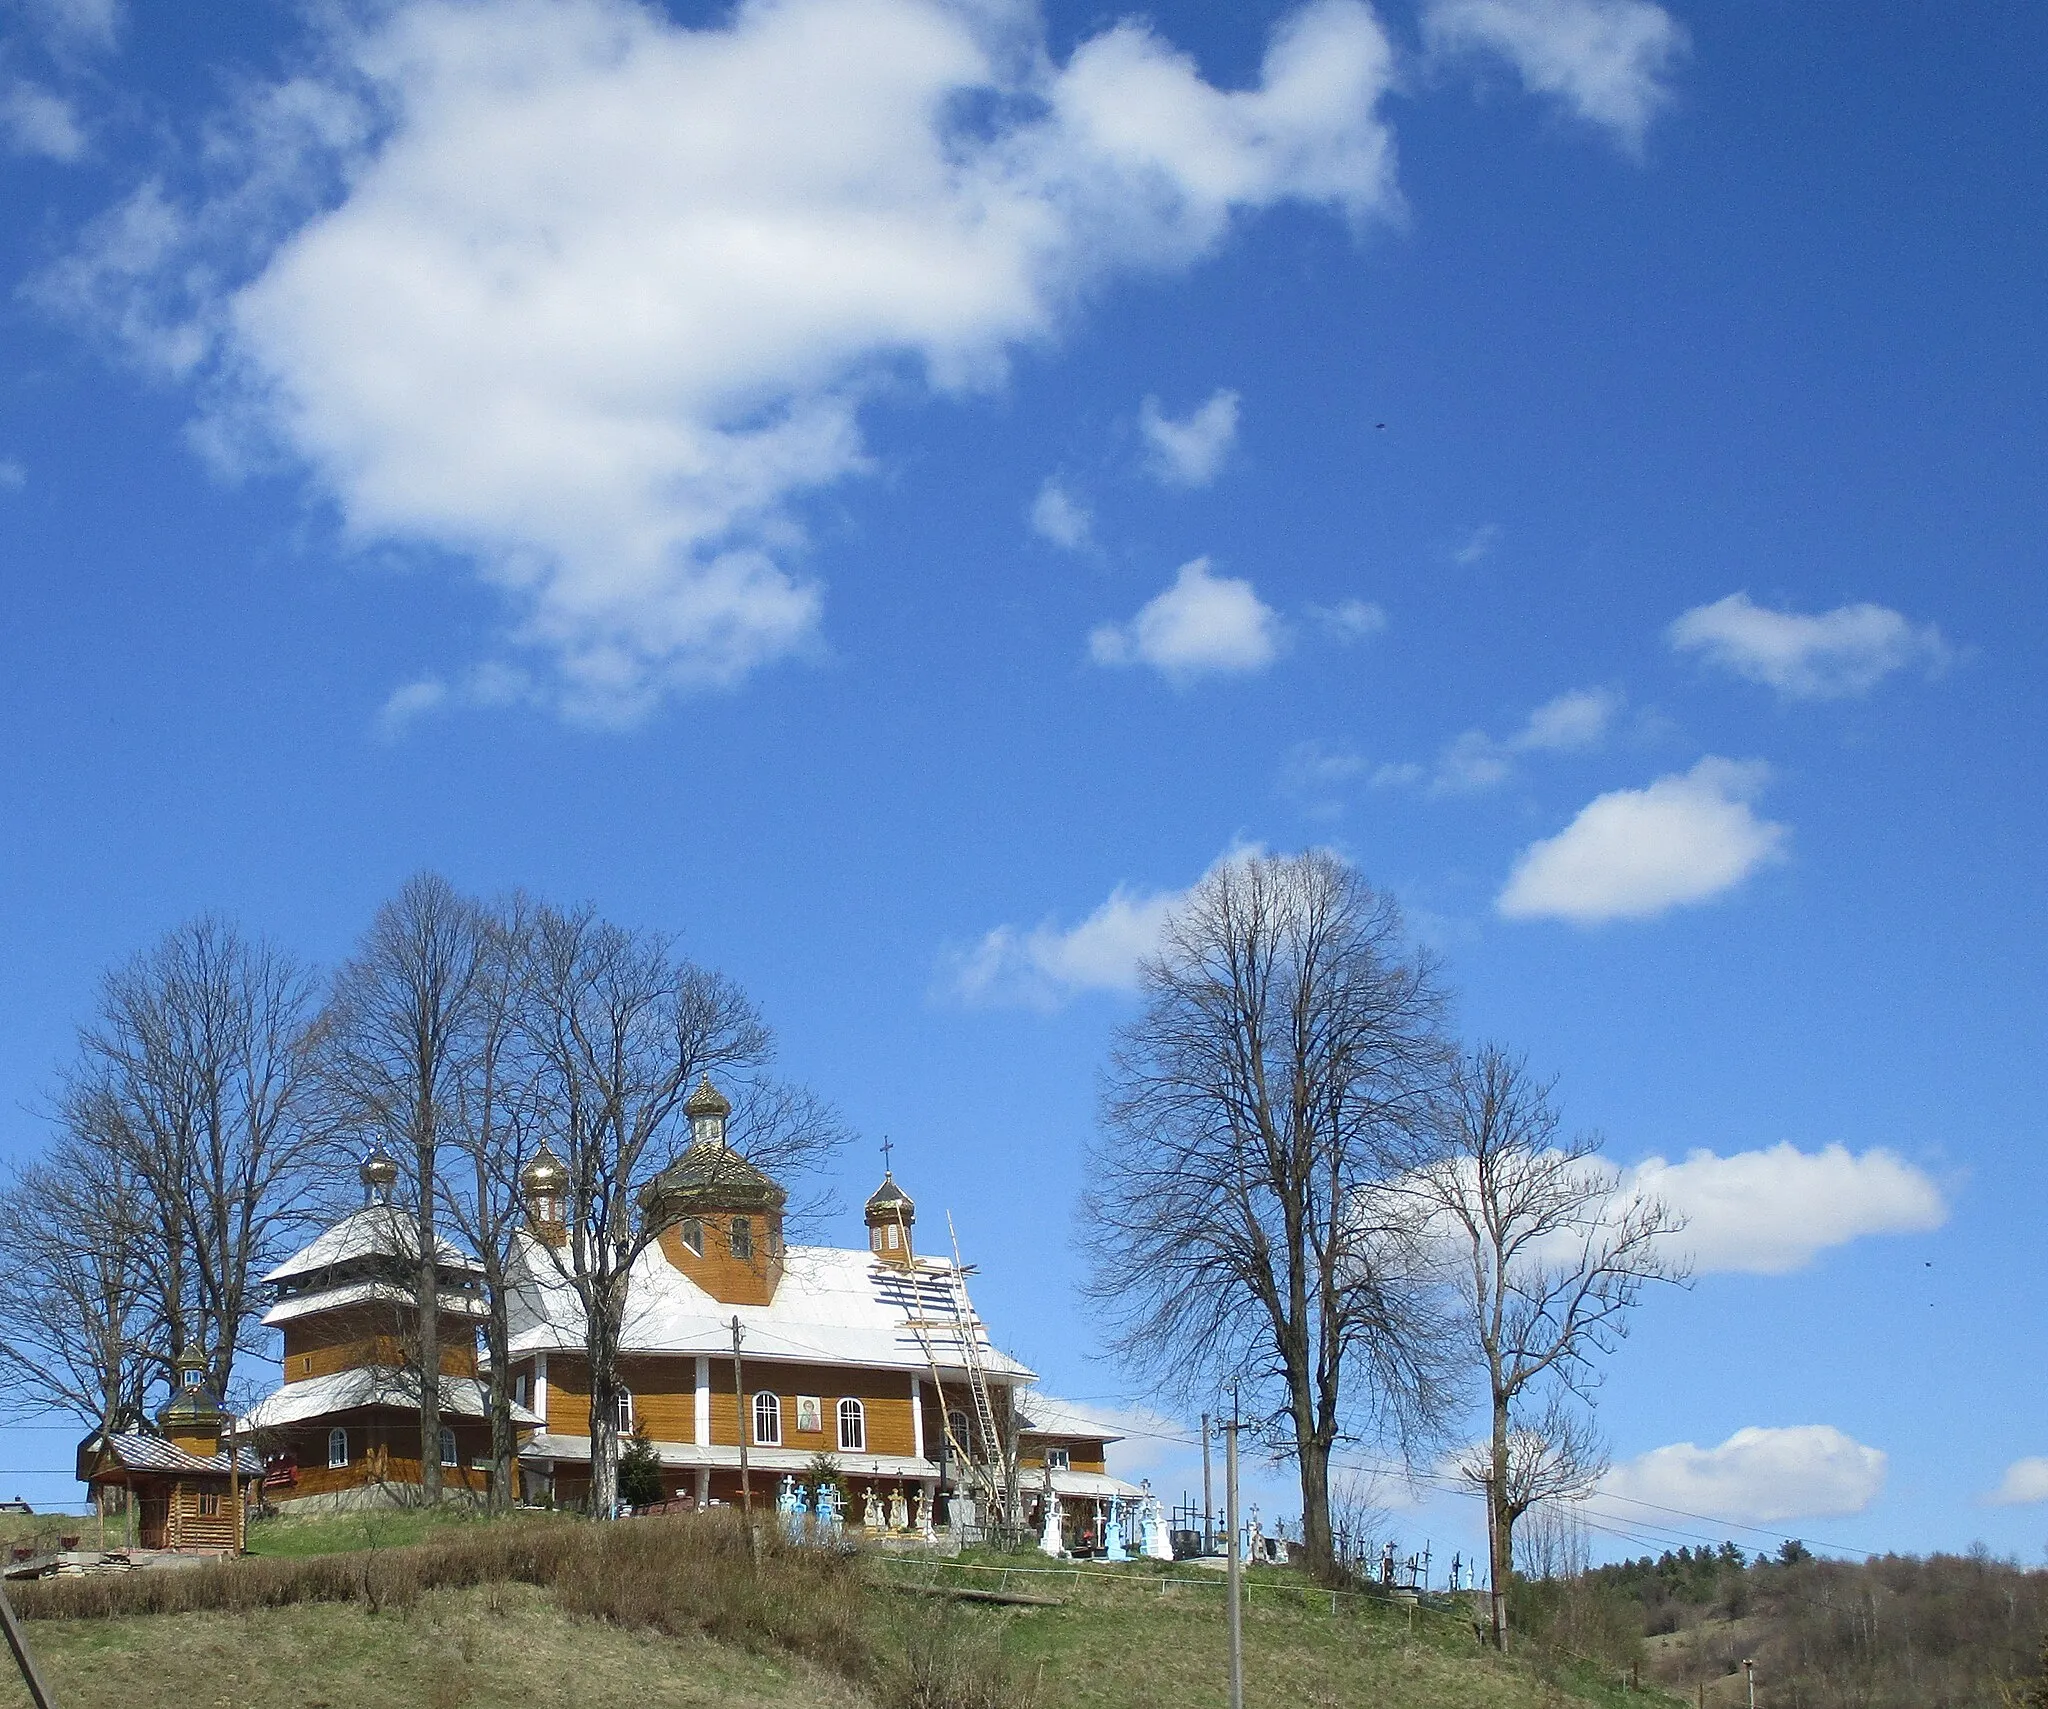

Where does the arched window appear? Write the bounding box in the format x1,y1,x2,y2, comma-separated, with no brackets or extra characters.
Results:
837,1397,866,1453
439,1426,457,1466
752,1391,780,1446
730,1217,753,1261
327,1427,348,1469
948,1409,970,1455
617,1390,634,1432
679,1218,704,1257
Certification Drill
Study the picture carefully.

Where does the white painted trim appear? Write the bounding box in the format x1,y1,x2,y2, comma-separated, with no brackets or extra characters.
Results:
536,1353,549,1431
694,1356,710,1447
911,1376,924,1461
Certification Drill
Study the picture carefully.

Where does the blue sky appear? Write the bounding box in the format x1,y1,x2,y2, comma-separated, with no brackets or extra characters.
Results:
1,0,2043,1564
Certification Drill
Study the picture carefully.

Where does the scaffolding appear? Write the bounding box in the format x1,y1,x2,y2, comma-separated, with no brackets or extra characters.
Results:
880,1206,1018,1536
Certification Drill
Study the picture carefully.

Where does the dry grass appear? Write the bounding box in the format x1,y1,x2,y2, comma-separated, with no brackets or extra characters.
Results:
20,1580,867,1709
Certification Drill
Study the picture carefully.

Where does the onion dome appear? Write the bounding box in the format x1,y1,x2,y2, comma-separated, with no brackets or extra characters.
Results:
684,1076,732,1148
865,1170,915,1264
157,1348,224,1429
520,1141,568,1198
360,1146,400,1204
641,1143,785,1220
865,1172,914,1222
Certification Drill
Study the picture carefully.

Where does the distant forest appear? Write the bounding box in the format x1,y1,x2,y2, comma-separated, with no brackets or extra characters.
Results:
1517,1540,2048,1707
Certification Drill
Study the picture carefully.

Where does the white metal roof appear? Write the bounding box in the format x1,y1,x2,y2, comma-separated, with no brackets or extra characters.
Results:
1017,1394,1125,1444
505,1236,1035,1382
85,1434,265,1478
265,1206,482,1285
239,1368,541,1432
262,1278,489,1327
1042,1467,1148,1501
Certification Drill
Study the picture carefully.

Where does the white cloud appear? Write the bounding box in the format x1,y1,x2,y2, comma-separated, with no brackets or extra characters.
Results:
1309,597,1386,642
1090,558,1282,681
1424,0,1687,149
1030,476,1093,551
1401,686,1621,795
1989,1459,2048,1508
1497,756,1787,923
1600,1426,1886,1525
1139,387,1241,487
375,677,450,740
54,0,1400,725
1452,522,1500,565
0,459,24,490
1621,1143,1947,1275
946,845,1257,1008
1668,592,1951,699
1,78,85,160
14,0,121,55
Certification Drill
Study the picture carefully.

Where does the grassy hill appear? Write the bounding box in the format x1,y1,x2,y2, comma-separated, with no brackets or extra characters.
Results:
0,1511,1669,1709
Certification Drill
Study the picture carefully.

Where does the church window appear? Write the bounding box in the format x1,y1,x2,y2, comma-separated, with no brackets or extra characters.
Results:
837,1398,866,1453
680,1218,704,1257
948,1409,970,1454
328,1428,348,1469
1046,1447,1070,1472
440,1427,458,1466
514,1372,530,1409
870,1226,884,1254
198,1493,220,1517
753,1392,781,1446
617,1390,634,1432
886,1224,901,1250
730,1218,753,1260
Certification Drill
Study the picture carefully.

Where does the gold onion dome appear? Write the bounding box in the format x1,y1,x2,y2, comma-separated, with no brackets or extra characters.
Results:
520,1142,568,1195
683,1076,732,1126
359,1147,400,1193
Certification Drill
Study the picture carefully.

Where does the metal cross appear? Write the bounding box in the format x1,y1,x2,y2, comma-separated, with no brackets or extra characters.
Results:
880,1135,894,1173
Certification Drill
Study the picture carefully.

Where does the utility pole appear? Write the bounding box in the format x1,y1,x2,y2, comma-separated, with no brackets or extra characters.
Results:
1743,1658,1756,1709
731,1316,751,1521
1225,1385,1243,1709
1201,1411,1214,1554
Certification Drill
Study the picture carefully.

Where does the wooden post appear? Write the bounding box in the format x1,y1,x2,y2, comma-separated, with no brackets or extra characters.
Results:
731,1317,751,1522
0,1578,59,1709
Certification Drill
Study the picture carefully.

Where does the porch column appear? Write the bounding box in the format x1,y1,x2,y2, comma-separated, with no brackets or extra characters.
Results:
694,1465,710,1506
694,1356,710,1447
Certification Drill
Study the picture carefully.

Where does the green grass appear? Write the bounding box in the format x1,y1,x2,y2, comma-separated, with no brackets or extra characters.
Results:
0,1517,1679,1709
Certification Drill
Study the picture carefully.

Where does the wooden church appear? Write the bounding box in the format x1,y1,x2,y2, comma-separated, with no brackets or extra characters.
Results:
239,1149,541,1509
79,1351,264,1552
506,1079,1044,1522
229,1076,1145,1538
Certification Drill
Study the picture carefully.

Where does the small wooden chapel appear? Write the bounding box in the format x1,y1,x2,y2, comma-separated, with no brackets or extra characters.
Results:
78,1351,262,1553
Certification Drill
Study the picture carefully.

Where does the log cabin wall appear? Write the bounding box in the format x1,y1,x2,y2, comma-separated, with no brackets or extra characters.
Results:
280,1306,480,1382
652,1218,784,1307
539,1353,921,1455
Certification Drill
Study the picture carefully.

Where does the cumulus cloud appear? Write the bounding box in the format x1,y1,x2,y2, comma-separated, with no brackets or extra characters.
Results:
1,78,85,159
945,845,1257,1008
1989,1460,2048,1507
1140,387,1241,487
1090,558,1283,681
1599,1426,1885,1524
1620,1143,1947,1275
1668,592,1951,699
1029,476,1093,551
52,0,1400,724
1497,756,1787,923
1424,0,1687,149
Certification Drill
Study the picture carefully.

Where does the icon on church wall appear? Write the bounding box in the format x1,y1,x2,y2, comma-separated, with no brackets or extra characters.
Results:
796,1396,822,1434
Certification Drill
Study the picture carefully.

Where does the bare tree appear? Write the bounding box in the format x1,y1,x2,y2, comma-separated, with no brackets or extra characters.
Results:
320,873,490,1506
1082,851,1453,1581
0,1135,156,1430
74,916,323,1396
1418,1044,1686,1648
438,895,541,1513
520,903,774,1519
